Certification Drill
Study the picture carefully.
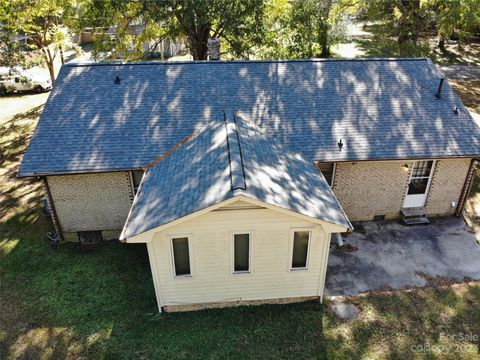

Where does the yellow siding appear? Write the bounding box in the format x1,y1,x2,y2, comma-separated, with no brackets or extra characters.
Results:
148,208,330,307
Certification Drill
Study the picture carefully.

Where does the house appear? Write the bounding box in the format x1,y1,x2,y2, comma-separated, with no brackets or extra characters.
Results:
18,57,480,312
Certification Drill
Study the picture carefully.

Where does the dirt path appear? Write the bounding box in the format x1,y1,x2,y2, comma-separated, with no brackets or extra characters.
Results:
439,64,480,80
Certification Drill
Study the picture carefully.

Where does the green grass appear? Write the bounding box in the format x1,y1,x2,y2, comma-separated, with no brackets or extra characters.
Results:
1,209,331,359
2,207,480,359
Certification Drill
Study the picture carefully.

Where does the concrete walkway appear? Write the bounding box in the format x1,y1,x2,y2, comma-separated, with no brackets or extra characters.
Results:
326,217,480,297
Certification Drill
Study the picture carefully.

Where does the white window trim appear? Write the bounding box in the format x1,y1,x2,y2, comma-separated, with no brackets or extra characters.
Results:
316,162,336,187
406,160,436,195
230,231,253,275
169,234,193,279
289,228,313,271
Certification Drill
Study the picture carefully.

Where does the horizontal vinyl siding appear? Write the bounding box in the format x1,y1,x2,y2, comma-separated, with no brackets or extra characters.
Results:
150,209,327,306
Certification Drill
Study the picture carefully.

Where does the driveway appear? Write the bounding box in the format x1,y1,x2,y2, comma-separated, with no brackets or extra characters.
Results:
325,217,480,297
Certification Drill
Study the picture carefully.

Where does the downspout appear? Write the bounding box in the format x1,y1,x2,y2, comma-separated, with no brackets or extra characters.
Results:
43,177,64,241
455,159,478,217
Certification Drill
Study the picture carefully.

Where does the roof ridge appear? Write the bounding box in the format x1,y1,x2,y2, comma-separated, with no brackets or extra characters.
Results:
144,130,197,169
65,57,429,67
224,112,247,192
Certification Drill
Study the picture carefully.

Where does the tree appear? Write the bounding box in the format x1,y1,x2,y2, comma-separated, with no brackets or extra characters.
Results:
80,0,266,61
426,0,480,53
259,0,353,59
0,0,75,83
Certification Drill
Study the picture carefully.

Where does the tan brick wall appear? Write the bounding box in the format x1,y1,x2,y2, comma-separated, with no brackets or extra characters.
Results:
425,158,471,216
332,159,471,221
47,172,134,233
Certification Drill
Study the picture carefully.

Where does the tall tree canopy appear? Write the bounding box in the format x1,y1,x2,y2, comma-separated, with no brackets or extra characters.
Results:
259,0,354,59
357,0,480,56
80,0,266,60
0,0,76,82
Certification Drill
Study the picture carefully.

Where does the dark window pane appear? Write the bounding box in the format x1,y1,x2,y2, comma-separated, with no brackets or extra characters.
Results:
316,163,334,186
292,231,310,268
234,234,250,272
408,161,434,195
131,170,144,194
408,178,428,194
412,161,433,177
172,237,190,276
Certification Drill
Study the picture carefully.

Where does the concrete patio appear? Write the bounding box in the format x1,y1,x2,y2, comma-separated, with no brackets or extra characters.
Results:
325,217,480,297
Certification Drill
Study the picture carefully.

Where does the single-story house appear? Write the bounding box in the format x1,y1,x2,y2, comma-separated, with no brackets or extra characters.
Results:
19,57,480,312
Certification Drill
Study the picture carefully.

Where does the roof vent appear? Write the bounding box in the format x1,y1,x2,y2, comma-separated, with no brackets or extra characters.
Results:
114,76,121,85
338,139,343,151
435,78,444,99
453,106,459,115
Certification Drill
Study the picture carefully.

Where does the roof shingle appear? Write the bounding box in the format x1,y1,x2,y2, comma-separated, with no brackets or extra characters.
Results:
19,58,480,176
120,115,351,239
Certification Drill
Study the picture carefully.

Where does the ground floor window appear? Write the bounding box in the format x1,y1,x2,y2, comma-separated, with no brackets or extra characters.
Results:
291,230,311,269
233,233,251,273
130,170,145,195
407,160,434,195
172,236,191,276
316,162,335,186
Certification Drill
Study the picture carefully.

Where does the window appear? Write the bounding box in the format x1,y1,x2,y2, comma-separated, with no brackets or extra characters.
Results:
172,237,191,276
130,170,144,194
233,233,250,273
407,161,434,195
316,162,335,186
291,230,311,269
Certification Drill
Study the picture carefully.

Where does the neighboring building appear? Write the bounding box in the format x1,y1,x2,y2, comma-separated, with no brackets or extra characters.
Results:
18,58,480,312
74,26,186,60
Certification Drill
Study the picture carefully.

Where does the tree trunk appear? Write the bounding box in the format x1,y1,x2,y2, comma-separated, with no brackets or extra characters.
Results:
438,35,446,53
59,45,65,64
188,27,210,60
397,0,421,56
43,47,56,84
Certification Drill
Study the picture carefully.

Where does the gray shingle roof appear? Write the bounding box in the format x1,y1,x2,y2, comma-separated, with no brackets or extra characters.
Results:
19,58,480,176
120,115,351,239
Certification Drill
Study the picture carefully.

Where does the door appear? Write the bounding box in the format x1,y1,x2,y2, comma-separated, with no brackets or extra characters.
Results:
403,160,435,208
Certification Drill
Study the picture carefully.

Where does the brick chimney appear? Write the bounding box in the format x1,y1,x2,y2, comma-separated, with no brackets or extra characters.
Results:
207,37,220,61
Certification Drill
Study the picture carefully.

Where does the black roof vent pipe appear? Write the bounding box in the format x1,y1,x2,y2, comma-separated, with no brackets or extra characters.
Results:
338,139,343,151
435,78,444,99
114,76,121,85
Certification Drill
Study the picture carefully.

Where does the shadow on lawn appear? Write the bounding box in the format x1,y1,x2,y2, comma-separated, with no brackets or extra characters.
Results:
325,284,480,359
1,213,330,359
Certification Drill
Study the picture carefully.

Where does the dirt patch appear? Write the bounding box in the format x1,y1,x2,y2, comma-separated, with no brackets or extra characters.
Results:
336,244,358,253
449,80,480,113
415,271,458,287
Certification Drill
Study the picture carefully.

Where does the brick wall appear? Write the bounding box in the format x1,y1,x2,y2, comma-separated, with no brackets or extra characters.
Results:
425,158,472,216
46,158,471,237
47,172,134,235
332,159,471,221
332,161,410,221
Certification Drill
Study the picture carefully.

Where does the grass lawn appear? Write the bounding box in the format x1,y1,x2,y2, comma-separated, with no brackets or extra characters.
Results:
1,91,480,359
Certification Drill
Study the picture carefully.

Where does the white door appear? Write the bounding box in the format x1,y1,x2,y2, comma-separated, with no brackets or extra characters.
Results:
403,160,435,208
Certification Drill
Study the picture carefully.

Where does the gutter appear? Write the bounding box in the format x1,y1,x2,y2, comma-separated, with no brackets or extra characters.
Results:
43,177,64,241
455,158,479,216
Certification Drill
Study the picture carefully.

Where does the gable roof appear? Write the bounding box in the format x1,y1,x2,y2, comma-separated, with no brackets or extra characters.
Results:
18,58,480,177
120,114,352,239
